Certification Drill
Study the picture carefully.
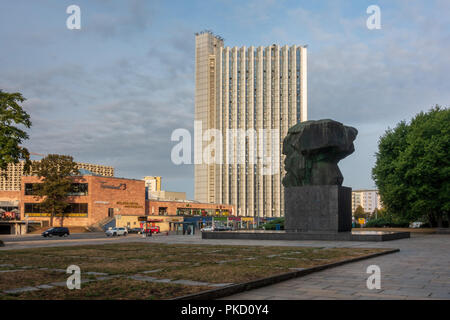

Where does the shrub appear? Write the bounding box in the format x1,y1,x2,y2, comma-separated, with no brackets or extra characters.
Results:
261,218,285,230
364,217,410,228
365,218,389,228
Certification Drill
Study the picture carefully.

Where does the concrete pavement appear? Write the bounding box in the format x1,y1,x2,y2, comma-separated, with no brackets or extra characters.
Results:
221,234,450,300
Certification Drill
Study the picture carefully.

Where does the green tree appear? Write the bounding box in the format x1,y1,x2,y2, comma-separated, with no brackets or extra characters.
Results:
353,205,367,219
0,90,31,171
34,154,80,227
371,208,380,219
372,106,450,227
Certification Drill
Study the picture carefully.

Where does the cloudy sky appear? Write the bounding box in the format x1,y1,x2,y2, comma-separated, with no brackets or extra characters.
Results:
1,0,449,198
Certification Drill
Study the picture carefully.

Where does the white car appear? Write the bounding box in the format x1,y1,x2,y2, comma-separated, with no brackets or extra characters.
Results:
201,226,214,232
410,221,424,228
105,227,128,237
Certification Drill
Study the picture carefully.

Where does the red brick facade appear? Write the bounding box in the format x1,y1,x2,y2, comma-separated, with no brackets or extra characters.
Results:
0,190,20,203
20,175,145,227
1,175,235,228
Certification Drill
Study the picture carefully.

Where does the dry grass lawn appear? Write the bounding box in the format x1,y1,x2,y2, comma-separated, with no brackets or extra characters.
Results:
1,278,210,300
0,243,389,299
0,270,67,291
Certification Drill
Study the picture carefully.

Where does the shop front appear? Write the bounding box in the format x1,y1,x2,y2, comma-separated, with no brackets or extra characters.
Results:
227,216,241,230
241,217,256,229
212,216,227,228
184,216,213,230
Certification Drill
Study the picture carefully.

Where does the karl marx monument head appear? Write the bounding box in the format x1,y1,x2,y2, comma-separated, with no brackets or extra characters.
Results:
282,119,358,187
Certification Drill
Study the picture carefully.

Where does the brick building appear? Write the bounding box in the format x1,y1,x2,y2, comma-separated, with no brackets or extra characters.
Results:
1,171,235,234
20,175,145,227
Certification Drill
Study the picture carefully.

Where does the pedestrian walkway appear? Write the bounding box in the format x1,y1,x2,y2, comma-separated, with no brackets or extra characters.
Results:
221,234,450,300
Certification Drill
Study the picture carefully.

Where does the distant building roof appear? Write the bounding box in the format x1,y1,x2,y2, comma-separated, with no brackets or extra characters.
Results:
76,168,101,176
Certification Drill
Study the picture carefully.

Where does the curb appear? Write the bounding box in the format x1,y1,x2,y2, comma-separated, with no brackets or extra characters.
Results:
172,248,400,300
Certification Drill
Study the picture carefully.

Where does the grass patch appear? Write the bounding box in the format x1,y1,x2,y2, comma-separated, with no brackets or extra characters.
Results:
1,277,210,300
0,242,389,299
0,270,67,291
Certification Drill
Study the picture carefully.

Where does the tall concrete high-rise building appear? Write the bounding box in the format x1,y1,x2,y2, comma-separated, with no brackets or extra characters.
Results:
194,31,307,217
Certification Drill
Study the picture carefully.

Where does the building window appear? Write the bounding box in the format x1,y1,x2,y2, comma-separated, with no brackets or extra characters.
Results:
25,183,88,196
24,203,41,213
68,183,88,196
24,183,37,195
159,207,168,216
63,203,88,214
24,203,88,214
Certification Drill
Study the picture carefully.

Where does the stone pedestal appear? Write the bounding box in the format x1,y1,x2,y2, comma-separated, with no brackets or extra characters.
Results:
285,185,352,233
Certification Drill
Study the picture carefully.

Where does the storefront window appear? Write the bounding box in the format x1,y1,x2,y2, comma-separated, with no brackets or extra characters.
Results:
68,183,88,196
24,183,38,195
25,183,88,196
177,208,192,216
24,203,88,214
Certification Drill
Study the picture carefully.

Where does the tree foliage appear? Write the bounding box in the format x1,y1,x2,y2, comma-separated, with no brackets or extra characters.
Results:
34,154,80,227
353,205,367,219
372,106,450,227
260,218,285,230
0,90,31,171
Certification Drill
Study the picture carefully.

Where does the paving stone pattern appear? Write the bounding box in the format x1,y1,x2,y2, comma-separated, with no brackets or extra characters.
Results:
222,234,450,300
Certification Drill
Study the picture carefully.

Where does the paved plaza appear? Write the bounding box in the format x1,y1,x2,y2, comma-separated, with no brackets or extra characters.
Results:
221,234,450,300
1,232,449,299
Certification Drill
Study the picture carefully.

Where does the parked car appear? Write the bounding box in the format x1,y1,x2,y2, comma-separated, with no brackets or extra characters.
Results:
105,227,128,237
214,225,232,231
410,221,424,228
201,226,214,232
143,226,160,234
42,227,70,237
127,227,142,234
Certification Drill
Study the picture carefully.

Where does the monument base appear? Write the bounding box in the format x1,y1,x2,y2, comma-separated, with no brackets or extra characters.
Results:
285,185,352,233
201,230,410,242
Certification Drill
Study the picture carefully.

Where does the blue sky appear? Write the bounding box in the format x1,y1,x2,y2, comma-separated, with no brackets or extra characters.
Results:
1,0,449,198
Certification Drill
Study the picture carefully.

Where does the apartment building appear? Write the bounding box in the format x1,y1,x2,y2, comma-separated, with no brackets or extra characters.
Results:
194,31,307,217
0,160,114,191
352,189,383,213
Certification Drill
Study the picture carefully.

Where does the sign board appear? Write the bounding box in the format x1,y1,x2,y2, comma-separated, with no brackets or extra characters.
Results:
358,218,366,225
27,213,88,218
94,201,109,205
100,181,126,190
